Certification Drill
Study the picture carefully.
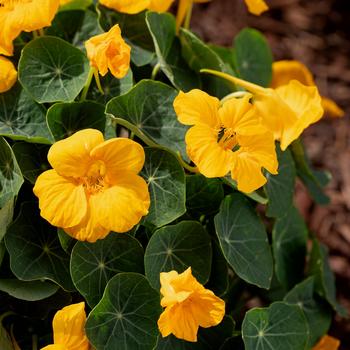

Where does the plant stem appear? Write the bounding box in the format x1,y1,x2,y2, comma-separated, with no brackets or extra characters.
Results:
38,28,45,36
80,67,95,101
93,69,104,95
32,334,38,350
184,0,194,30
151,62,161,80
220,91,250,105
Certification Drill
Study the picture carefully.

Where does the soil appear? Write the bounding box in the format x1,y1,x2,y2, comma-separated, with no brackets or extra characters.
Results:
192,0,350,347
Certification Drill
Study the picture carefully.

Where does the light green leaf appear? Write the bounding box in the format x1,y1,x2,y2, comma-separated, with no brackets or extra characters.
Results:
214,193,273,289
19,36,90,103
59,0,92,11
272,206,307,289
146,12,199,91
308,239,347,317
0,83,52,143
265,145,296,218
0,279,59,301
106,80,188,159
12,142,50,184
0,137,23,209
141,148,186,227
284,277,332,347
47,101,106,141
71,234,144,308
242,302,309,350
4,202,74,291
233,28,273,87
86,273,161,350
144,221,211,289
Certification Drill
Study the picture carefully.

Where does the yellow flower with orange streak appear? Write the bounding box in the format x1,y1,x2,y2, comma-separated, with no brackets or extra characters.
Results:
174,89,278,193
0,0,60,56
272,60,345,118
85,24,131,79
33,129,150,243
41,302,89,350
312,335,340,350
0,56,17,93
158,267,225,342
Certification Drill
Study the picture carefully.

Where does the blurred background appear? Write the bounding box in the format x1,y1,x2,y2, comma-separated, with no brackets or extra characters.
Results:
191,0,350,347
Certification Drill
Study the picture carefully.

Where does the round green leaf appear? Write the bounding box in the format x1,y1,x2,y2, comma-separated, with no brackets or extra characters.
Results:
0,279,59,301
141,148,186,228
71,234,144,307
272,205,307,289
106,80,188,160
0,83,52,143
86,273,161,350
0,137,23,209
214,193,273,289
144,221,211,289
284,277,332,347
0,199,14,242
242,302,309,350
19,36,90,103
233,28,273,87
47,101,106,141
4,202,74,291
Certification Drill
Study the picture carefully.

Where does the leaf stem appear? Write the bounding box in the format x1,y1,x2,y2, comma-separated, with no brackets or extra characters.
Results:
184,0,194,30
38,28,45,37
32,334,38,350
151,62,161,80
93,69,104,95
80,67,95,101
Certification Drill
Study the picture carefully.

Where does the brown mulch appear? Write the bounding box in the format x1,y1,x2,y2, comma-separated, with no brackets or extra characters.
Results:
192,0,350,347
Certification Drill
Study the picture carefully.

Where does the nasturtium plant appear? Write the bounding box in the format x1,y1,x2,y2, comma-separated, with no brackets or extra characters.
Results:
0,0,345,349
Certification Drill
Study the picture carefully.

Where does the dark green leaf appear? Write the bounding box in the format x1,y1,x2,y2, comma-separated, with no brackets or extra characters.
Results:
71,234,144,307
308,239,347,317
272,206,307,289
86,273,161,350
4,202,74,291
57,229,75,253
19,37,90,103
284,277,332,347
233,28,273,87
141,148,186,227
155,316,234,349
0,314,14,350
106,80,188,159
0,199,14,241
0,279,59,301
0,137,23,209
214,193,273,289
0,83,52,143
146,12,199,91
12,142,50,184
265,145,296,218
186,175,224,216
144,221,211,289
242,302,309,350
47,101,106,141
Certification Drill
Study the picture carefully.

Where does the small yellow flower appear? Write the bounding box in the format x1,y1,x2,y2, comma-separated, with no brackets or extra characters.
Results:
201,69,323,151
244,0,269,15
99,0,174,14
0,56,17,93
174,89,278,193
272,60,345,118
85,24,131,79
158,267,225,342
0,0,60,56
33,129,150,242
41,302,89,350
312,335,340,350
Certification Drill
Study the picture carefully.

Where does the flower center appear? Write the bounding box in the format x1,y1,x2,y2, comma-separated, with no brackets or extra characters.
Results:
81,160,107,195
217,127,240,151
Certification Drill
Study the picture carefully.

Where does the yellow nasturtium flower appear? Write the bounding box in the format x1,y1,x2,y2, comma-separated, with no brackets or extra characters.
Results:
41,302,89,350
0,0,60,56
244,0,268,15
174,89,278,193
0,56,17,93
272,60,345,118
85,24,131,79
312,335,340,350
158,267,225,342
99,0,174,14
33,129,150,242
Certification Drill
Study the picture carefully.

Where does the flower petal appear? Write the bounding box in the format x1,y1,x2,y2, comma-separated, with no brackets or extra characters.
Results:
99,0,150,14
48,129,104,178
41,345,66,350
0,56,17,93
52,302,89,350
186,124,232,178
91,173,150,233
33,170,87,228
174,90,221,128
321,97,344,118
312,335,340,350
148,0,175,12
244,0,268,15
